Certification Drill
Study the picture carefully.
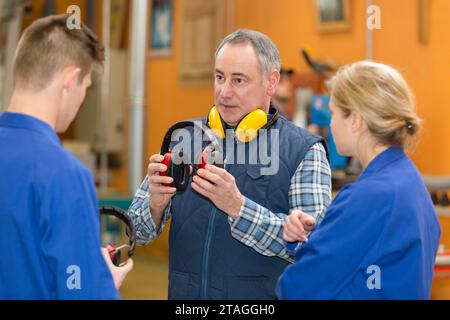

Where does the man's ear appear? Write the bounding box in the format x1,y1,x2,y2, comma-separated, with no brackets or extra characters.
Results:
62,67,82,92
267,69,281,96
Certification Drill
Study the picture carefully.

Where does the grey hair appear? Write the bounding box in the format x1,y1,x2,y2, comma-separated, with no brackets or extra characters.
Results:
215,29,281,78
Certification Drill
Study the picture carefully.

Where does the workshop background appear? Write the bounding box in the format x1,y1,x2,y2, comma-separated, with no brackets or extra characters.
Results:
1,0,449,299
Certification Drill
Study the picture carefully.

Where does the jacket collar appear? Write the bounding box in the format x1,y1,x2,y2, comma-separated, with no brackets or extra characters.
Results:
0,112,61,145
361,145,406,177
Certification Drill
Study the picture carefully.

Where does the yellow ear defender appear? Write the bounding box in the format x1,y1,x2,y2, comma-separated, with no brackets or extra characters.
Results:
207,106,226,139
207,106,279,143
235,109,268,143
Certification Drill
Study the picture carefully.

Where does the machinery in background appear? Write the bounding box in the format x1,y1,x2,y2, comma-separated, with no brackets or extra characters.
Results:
301,48,337,79
308,94,362,189
424,175,450,212
422,176,450,279
0,0,31,109
309,95,348,171
272,67,294,120
292,48,361,190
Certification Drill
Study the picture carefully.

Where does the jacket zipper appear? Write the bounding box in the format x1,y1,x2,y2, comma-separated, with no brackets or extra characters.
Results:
200,207,216,299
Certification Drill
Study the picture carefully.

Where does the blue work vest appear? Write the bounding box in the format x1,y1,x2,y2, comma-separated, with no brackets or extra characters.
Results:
168,116,326,300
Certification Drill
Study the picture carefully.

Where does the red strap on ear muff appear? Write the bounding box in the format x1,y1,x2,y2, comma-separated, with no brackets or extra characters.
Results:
99,206,136,267
196,146,212,172
106,243,121,266
195,146,224,176
160,151,173,186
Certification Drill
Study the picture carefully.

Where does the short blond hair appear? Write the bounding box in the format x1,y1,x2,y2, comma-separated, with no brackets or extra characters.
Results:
13,14,104,92
330,61,422,149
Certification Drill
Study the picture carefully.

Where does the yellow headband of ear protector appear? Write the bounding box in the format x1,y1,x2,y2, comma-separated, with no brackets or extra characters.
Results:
208,106,276,143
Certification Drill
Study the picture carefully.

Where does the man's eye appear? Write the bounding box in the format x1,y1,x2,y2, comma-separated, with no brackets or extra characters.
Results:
235,78,245,85
216,75,224,81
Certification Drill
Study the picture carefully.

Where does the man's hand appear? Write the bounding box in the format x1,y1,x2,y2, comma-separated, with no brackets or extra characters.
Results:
101,248,133,290
147,154,177,228
283,210,316,243
192,164,243,219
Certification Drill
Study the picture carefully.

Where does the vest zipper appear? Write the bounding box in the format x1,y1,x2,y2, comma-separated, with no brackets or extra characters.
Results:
200,207,216,299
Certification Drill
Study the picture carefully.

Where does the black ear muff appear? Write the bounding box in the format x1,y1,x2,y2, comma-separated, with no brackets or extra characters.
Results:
99,206,136,267
170,162,190,192
161,151,190,192
160,121,224,191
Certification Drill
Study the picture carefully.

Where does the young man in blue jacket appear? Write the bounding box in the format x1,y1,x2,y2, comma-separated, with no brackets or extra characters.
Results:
0,14,132,299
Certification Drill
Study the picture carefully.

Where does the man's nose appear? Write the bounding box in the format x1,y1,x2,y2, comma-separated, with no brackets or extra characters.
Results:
218,81,233,99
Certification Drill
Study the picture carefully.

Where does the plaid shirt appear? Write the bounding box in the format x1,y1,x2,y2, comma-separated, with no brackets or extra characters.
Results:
128,142,331,263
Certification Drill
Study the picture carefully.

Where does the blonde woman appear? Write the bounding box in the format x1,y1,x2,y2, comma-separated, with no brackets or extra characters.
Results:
277,61,441,299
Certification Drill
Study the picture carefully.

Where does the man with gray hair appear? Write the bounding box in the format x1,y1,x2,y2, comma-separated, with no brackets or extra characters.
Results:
129,29,331,299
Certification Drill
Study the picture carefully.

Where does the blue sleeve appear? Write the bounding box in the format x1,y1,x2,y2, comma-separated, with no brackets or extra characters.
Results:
276,183,392,300
40,164,120,300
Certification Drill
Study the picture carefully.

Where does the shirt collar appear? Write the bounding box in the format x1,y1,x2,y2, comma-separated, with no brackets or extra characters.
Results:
361,145,406,177
0,112,61,145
